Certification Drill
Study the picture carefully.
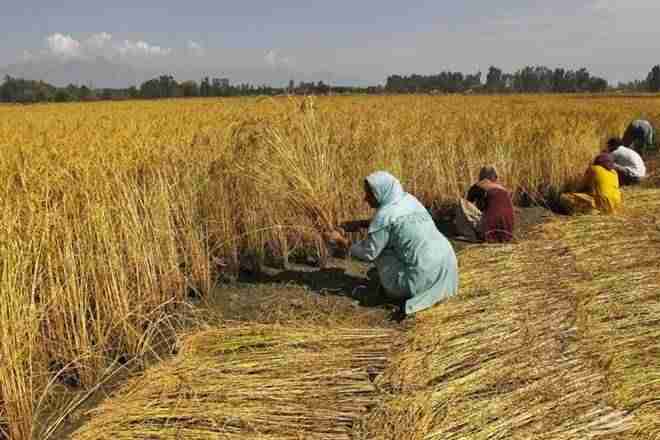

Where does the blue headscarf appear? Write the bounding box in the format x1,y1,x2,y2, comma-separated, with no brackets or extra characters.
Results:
365,171,407,233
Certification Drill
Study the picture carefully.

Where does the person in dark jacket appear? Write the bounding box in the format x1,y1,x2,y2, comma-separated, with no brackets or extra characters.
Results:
454,165,514,242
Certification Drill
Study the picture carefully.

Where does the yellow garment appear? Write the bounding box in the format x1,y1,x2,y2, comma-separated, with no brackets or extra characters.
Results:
560,165,621,215
586,165,621,213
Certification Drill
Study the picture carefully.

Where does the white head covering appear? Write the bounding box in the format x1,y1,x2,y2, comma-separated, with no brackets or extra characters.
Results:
365,171,406,233
365,171,405,207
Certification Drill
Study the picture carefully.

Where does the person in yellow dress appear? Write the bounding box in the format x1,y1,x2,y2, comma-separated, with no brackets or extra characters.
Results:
559,153,622,215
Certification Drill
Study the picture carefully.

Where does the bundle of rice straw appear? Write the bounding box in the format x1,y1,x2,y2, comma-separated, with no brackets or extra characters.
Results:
73,324,397,440
361,187,659,440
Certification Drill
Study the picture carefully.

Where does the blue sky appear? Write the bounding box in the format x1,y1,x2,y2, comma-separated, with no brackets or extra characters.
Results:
1,0,659,84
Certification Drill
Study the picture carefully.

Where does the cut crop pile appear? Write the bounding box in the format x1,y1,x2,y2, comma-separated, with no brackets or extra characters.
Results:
361,188,660,440
72,325,397,440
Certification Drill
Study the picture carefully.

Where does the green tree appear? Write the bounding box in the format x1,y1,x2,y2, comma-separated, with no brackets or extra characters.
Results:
181,80,199,97
646,65,660,92
485,66,503,92
200,77,211,97
54,89,73,102
128,86,139,99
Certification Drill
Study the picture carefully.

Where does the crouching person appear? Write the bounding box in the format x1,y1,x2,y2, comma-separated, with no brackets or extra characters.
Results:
606,137,646,186
559,153,622,215
454,165,514,243
324,171,459,320
622,119,655,154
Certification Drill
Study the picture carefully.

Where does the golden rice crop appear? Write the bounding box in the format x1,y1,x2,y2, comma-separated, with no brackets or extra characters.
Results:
1,94,659,439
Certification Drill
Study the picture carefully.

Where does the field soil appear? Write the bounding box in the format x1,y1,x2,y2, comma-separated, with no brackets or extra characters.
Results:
206,205,555,325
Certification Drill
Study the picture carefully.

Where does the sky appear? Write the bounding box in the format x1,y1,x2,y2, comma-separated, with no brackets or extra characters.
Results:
1,0,659,86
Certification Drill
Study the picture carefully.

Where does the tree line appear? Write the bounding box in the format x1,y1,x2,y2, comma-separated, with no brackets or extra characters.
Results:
0,75,283,103
0,75,378,103
4,64,660,103
621,65,660,92
386,66,609,93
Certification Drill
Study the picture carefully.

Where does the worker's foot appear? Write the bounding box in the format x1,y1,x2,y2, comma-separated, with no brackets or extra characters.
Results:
389,305,409,323
361,286,389,307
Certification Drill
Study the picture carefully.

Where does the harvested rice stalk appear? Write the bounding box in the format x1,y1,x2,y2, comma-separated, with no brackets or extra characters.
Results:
363,192,660,439
72,324,397,440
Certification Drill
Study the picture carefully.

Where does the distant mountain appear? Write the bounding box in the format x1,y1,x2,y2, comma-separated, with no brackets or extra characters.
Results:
0,57,154,88
0,56,374,89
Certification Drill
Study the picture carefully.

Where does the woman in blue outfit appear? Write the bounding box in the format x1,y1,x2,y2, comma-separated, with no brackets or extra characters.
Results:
325,171,459,318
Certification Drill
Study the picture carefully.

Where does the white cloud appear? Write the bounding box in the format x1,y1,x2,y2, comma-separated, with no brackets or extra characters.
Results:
86,32,113,51
265,49,293,68
116,40,172,57
265,49,277,66
187,40,205,56
43,32,172,60
46,33,82,58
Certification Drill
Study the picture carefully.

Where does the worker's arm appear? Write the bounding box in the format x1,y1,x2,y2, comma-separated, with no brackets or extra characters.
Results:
622,125,634,147
466,184,484,204
339,220,371,233
349,227,389,262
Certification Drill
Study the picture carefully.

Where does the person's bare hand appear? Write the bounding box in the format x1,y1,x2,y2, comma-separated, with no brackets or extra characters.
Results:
323,228,345,242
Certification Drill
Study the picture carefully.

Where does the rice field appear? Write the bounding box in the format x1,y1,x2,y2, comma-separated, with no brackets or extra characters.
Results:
1,95,659,439
67,187,660,440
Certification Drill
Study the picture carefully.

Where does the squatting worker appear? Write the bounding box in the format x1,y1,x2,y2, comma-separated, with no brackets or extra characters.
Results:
324,171,459,318
622,119,655,154
559,153,622,215
606,137,646,186
454,165,514,242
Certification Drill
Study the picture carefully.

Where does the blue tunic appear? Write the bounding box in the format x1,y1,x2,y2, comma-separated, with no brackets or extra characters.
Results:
350,171,459,315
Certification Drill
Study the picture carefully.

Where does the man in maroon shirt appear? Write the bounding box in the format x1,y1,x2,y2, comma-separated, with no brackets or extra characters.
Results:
455,166,515,242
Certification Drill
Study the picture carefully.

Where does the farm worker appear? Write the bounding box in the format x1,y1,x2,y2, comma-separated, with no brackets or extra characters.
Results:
622,119,655,154
559,153,622,215
324,171,458,318
606,137,646,186
454,165,514,243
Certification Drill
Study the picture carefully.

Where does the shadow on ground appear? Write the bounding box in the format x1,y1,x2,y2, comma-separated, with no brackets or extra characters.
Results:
244,264,399,308
202,258,402,328
204,203,557,327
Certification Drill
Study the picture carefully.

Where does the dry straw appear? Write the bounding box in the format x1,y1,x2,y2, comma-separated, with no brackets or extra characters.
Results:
1,96,659,439
361,188,660,440
69,185,658,440
71,324,397,440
